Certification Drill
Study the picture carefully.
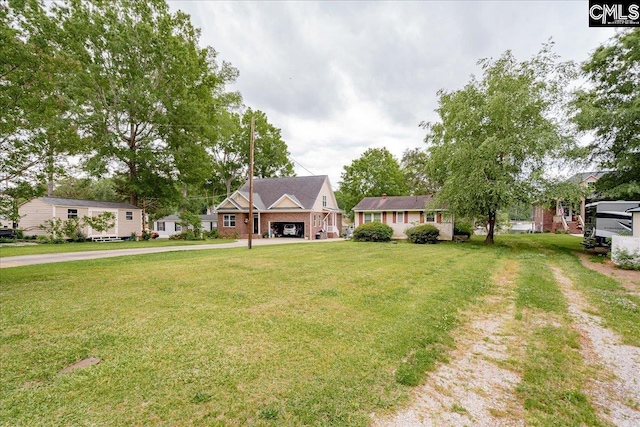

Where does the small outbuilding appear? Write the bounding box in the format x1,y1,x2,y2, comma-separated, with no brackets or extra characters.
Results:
18,197,142,239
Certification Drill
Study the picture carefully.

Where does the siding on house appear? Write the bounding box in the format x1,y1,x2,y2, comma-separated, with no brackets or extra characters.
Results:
153,214,218,238
216,176,342,239
18,197,142,238
353,196,453,240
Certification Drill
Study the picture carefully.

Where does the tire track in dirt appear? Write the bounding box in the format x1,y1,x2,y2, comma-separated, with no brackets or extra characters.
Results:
372,260,523,427
551,265,640,427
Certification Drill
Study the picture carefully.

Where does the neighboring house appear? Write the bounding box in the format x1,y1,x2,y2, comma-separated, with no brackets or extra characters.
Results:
18,197,142,239
533,171,608,234
352,195,453,240
216,175,342,239
153,214,218,238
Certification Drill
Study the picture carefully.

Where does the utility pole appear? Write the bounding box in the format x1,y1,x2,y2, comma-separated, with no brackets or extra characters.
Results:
248,116,255,250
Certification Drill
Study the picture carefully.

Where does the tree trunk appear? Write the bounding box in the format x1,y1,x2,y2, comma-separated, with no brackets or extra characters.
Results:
485,210,496,244
47,145,54,196
181,185,187,213
225,179,232,199
128,123,138,206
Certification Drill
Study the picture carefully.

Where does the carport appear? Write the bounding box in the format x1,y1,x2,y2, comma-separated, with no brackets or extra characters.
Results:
269,221,305,238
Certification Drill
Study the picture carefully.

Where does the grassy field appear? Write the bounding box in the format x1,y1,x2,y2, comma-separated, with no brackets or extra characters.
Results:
1,234,638,426
0,238,235,258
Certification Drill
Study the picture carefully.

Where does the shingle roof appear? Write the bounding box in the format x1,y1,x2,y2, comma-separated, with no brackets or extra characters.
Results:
38,197,140,210
238,176,328,210
568,171,609,183
353,195,436,211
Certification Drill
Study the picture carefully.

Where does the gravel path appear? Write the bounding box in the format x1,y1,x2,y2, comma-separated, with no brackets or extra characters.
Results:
552,265,640,427
373,261,523,427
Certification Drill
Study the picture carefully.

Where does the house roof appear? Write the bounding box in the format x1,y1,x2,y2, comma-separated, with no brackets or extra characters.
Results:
353,195,437,211
235,175,328,210
568,171,608,184
37,197,140,210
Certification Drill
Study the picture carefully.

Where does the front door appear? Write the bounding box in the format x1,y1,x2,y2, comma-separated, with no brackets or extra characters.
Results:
253,214,259,235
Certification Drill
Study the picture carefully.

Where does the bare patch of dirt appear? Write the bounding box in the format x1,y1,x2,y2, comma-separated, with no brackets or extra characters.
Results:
551,265,640,427
576,252,640,296
372,261,524,427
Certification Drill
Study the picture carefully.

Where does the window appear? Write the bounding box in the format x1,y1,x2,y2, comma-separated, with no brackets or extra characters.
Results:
125,211,133,220
67,209,78,219
157,222,165,231
175,223,181,232
396,211,404,223
425,211,435,222
223,214,236,227
363,212,381,223
322,195,327,207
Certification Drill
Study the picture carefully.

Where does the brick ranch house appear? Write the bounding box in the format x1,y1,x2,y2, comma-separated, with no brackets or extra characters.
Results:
216,175,342,239
353,195,453,240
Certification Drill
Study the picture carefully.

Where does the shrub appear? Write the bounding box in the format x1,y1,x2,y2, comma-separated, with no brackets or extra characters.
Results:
405,224,440,244
612,247,640,270
205,229,220,239
352,222,393,242
141,229,152,241
453,221,473,237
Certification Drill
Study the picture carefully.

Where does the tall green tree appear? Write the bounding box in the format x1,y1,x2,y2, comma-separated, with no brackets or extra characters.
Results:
48,0,238,215
339,147,408,218
401,148,437,195
423,45,576,243
1,0,82,222
572,29,640,200
210,108,294,198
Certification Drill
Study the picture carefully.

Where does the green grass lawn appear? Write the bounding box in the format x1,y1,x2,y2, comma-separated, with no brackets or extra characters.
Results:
1,234,638,426
0,238,235,258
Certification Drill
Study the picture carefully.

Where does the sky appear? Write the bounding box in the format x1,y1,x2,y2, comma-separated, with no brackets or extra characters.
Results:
167,1,617,188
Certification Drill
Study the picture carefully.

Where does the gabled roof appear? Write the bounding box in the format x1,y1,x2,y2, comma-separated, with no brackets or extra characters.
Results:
353,195,437,211
36,197,140,210
268,194,305,209
217,176,328,211
568,171,608,184
240,176,327,210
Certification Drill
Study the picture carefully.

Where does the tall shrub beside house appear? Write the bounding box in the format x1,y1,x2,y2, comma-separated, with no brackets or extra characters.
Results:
352,222,393,242
405,224,440,244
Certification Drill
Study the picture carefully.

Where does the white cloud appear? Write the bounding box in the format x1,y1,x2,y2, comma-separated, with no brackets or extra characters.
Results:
169,1,617,186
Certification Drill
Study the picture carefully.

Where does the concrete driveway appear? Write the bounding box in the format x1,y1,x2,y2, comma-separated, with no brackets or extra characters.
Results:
0,238,343,269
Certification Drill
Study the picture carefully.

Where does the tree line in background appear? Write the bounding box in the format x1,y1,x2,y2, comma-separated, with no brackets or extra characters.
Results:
0,0,294,224
339,30,639,243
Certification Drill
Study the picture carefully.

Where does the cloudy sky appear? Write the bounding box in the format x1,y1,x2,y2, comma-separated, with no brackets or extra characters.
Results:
167,1,616,187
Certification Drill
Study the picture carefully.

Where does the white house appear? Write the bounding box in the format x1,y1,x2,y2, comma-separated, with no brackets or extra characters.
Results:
153,214,218,238
18,197,142,239
352,195,453,240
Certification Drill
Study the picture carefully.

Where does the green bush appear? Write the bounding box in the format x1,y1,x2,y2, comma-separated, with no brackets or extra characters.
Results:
405,224,440,244
453,221,473,237
613,247,640,270
352,222,393,242
205,229,220,239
